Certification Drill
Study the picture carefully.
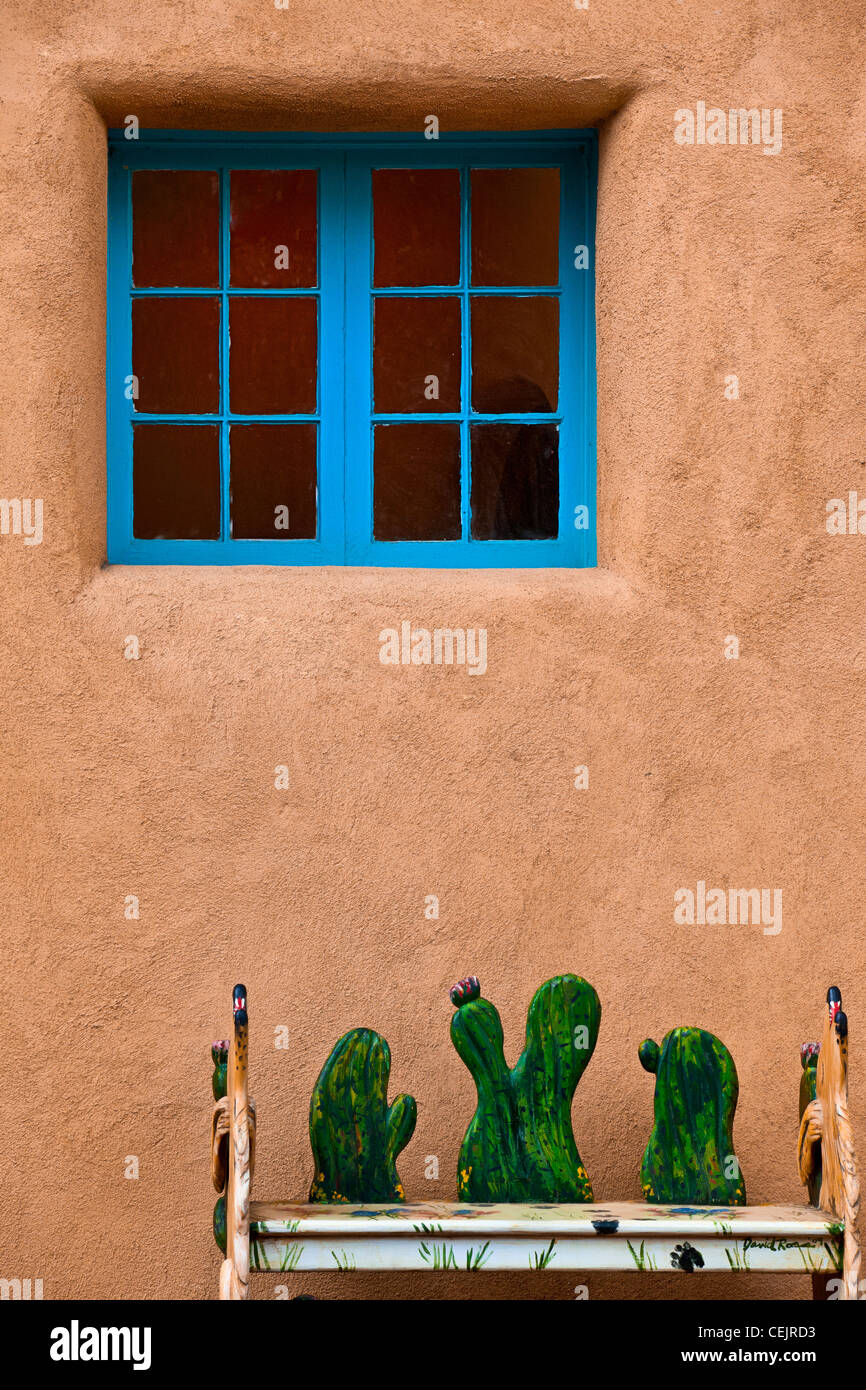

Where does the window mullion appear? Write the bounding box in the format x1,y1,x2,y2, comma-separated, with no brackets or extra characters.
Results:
460,165,471,543
219,168,230,543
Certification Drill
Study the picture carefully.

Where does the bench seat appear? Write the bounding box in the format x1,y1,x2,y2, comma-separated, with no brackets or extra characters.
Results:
248,1200,843,1275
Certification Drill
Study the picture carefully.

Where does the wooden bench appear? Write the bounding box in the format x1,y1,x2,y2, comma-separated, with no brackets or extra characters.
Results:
211,984,861,1299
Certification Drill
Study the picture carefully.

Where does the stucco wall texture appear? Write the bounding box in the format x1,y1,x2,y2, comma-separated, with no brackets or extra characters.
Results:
1,0,864,1301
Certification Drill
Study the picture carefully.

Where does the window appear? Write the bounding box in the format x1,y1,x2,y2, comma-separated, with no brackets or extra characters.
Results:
107,131,596,567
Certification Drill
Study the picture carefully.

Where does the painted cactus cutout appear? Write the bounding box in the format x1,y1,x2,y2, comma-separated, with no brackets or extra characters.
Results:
212,1039,229,1103
211,1039,229,1251
639,1027,746,1205
451,974,601,1202
799,1041,821,1207
309,1028,417,1203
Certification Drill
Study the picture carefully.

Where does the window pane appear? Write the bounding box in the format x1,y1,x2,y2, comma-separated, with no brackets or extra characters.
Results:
470,422,558,540
230,170,317,288
374,423,461,540
471,168,560,287
230,424,317,539
373,296,461,413
229,297,317,415
471,296,558,413
132,170,220,288
133,424,220,539
132,297,220,414
373,169,461,287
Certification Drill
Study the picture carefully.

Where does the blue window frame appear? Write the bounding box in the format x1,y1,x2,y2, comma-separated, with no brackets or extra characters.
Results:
107,130,597,567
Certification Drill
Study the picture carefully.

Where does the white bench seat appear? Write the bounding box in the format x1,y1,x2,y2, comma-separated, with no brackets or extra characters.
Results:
248,1200,843,1276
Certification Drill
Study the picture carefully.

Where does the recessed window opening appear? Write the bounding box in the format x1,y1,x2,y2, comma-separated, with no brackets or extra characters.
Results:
107,130,597,567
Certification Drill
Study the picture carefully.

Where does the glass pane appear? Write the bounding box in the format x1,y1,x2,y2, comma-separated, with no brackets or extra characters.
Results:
132,297,220,414
471,296,558,413
229,297,317,415
374,423,461,540
230,424,317,539
373,169,460,287
471,168,560,287
230,170,317,288
132,170,220,288
373,296,461,413
133,424,220,539
470,422,559,540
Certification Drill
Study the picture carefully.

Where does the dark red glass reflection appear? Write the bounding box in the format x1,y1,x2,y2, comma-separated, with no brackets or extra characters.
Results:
374,423,461,540
373,170,461,287
132,297,220,414
471,296,558,413
230,170,317,288
133,424,220,539
471,168,560,287
373,297,461,413
230,424,317,539
132,170,220,288
229,298,317,415
470,422,559,540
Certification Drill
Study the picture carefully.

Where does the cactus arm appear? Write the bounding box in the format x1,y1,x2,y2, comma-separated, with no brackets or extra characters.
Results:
639,1039,660,1073
386,1093,418,1187
451,996,524,1201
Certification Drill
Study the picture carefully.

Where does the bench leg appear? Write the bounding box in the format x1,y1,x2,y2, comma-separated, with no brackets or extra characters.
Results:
220,985,252,1300
798,989,862,1300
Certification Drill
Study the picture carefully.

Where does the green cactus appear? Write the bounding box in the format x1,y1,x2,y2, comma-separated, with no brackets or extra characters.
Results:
639,1027,746,1205
213,1194,227,1252
451,975,601,1202
212,1040,228,1102
309,1028,417,1203
211,1040,229,1251
799,1042,820,1207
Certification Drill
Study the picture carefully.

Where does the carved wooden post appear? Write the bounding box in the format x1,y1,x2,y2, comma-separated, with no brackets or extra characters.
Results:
798,987,862,1300
220,984,252,1301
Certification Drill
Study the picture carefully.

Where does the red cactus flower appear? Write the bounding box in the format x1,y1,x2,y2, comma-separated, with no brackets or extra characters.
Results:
450,976,481,1007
